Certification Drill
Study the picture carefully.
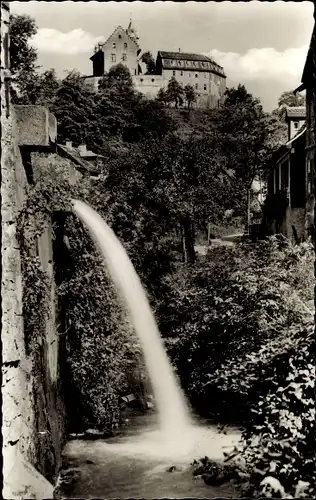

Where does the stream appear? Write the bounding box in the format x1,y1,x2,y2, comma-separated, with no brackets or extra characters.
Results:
58,412,242,498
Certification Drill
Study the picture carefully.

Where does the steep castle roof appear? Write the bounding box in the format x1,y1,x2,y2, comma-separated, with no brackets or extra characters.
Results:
159,51,215,63
157,51,226,77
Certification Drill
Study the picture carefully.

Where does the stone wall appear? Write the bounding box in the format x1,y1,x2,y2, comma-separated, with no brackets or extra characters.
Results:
133,74,164,98
1,5,68,491
1,99,67,497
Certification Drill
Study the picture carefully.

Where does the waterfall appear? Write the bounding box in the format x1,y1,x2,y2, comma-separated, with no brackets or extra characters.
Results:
72,200,192,439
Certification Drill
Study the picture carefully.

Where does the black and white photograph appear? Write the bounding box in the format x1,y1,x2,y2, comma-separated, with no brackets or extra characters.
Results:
1,0,315,498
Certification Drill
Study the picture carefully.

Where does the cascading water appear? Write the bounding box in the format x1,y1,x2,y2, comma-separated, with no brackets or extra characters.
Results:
72,200,192,441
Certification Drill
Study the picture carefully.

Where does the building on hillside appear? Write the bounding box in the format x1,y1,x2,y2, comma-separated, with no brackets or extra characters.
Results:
83,22,226,109
262,120,306,242
157,51,226,107
285,107,306,141
89,21,141,79
262,13,315,244
294,16,315,243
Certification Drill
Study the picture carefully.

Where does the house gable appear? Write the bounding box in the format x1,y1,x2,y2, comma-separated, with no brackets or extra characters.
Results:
102,25,139,52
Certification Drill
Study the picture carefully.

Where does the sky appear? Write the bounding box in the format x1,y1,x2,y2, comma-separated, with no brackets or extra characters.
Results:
11,1,314,111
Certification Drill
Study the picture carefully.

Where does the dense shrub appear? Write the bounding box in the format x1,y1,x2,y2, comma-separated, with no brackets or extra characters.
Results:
235,322,315,498
164,237,314,416
167,237,314,497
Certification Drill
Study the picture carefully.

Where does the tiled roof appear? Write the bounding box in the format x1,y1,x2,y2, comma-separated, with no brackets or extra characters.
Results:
159,51,217,63
285,106,306,119
56,144,99,175
158,51,226,76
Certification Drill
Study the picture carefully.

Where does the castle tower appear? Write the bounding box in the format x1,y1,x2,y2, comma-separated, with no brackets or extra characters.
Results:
126,18,139,43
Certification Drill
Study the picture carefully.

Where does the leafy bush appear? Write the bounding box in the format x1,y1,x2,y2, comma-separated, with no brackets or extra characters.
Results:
165,237,314,497
236,322,315,498
164,237,314,414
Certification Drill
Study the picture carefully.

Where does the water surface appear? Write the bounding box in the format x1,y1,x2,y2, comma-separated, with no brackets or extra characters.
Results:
60,413,241,499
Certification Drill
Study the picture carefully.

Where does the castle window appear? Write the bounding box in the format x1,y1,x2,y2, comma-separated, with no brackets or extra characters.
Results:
152,78,155,82
204,84,207,91
124,42,127,49
111,53,116,62
195,73,198,78
294,121,299,129
122,53,127,61
173,70,176,76
181,71,183,76
112,42,116,49
118,35,121,39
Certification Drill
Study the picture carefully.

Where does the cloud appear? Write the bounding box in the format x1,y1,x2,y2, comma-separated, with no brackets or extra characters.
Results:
209,46,308,86
31,28,104,55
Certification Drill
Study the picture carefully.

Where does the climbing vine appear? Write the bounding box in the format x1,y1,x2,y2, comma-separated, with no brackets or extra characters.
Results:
16,153,144,430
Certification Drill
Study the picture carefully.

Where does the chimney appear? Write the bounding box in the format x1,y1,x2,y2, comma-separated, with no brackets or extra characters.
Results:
78,144,87,155
66,141,73,149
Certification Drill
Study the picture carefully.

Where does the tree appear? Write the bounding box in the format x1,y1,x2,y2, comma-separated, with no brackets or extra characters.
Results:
141,51,156,75
35,69,60,107
166,77,184,108
51,71,100,148
224,84,257,107
156,88,169,106
9,14,39,103
98,63,135,95
278,90,306,109
211,85,280,229
183,84,197,110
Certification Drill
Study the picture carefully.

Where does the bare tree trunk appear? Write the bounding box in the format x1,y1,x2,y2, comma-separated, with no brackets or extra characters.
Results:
247,188,251,234
182,215,196,264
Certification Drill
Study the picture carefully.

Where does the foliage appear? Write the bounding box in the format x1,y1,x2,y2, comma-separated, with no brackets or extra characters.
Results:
51,71,101,148
166,77,184,108
272,90,306,122
141,51,156,75
98,64,135,95
235,323,315,498
165,237,314,412
156,88,170,106
165,237,314,497
278,90,306,109
224,84,257,107
9,14,39,103
16,155,143,430
183,84,197,109
57,214,143,430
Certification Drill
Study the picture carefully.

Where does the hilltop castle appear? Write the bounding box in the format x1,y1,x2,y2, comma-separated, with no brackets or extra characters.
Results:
84,20,227,109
